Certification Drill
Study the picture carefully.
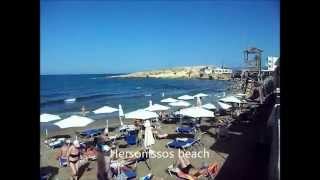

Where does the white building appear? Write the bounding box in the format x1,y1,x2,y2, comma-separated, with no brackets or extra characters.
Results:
213,67,233,74
267,56,279,71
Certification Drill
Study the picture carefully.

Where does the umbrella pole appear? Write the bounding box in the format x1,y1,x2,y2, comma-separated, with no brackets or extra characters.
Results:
45,128,48,139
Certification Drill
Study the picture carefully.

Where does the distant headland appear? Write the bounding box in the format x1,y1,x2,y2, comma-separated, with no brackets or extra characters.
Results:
110,65,234,80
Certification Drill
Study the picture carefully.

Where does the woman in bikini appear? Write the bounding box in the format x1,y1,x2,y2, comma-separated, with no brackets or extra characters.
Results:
56,142,69,167
67,140,81,180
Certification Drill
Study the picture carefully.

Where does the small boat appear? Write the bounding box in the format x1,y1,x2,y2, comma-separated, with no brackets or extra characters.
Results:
64,98,76,103
145,94,152,97
136,86,142,89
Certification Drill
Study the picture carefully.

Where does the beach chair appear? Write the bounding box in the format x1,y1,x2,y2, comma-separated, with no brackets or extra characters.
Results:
166,138,195,150
115,166,137,180
58,157,68,167
125,130,137,145
79,128,104,138
176,127,196,134
48,138,65,149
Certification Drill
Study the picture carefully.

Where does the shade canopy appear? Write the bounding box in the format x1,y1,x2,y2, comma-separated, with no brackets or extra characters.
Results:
160,97,178,103
175,107,215,118
220,96,243,104
177,95,194,100
54,115,94,129
202,103,217,110
145,104,170,112
236,93,246,97
118,104,124,117
169,100,191,107
125,109,159,120
193,93,209,98
40,113,61,122
93,106,118,114
217,102,232,110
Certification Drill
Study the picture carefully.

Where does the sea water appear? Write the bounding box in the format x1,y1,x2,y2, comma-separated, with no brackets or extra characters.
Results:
41,74,233,130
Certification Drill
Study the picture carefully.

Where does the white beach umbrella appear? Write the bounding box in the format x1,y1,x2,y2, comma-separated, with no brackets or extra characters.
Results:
104,119,109,134
196,96,202,106
54,115,94,129
220,96,243,104
145,104,170,112
193,93,209,98
125,109,159,120
40,113,61,122
169,100,191,107
93,106,118,114
144,120,155,148
236,93,246,97
217,102,232,110
177,95,194,100
202,103,217,110
175,107,215,118
161,97,178,103
118,104,124,126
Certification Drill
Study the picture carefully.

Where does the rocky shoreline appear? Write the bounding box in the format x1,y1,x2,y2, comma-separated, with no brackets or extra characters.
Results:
111,65,233,80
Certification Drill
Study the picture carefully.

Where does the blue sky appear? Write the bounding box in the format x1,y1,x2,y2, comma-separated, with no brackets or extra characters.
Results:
41,0,279,75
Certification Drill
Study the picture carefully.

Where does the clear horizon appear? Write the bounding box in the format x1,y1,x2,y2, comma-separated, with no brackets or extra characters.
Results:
41,0,279,75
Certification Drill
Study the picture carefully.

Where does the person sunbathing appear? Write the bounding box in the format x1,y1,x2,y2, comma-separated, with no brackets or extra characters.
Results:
83,145,97,161
56,142,69,167
153,129,168,139
168,154,219,180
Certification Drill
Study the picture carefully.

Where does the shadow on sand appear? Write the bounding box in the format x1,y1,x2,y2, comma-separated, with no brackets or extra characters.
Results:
40,166,59,180
211,96,275,180
78,161,91,180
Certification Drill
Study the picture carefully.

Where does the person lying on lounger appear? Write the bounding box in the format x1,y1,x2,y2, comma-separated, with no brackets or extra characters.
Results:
56,141,69,167
168,153,219,180
153,129,168,139
83,145,97,161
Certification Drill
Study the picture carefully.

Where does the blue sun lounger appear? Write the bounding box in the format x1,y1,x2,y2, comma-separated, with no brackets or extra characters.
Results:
125,130,137,145
166,138,197,150
79,128,105,138
115,167,137,180
176,127,195,134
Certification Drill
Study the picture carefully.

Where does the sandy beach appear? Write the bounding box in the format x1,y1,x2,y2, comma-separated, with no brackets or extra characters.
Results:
40,79,274,180
41,116,230,179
